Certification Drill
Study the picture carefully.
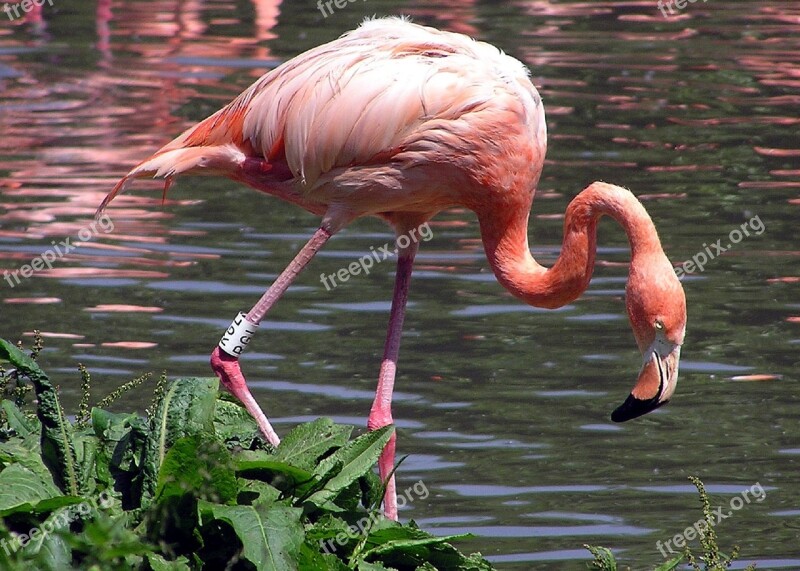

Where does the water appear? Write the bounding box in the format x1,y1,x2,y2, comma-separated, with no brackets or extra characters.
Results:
1,1,799,568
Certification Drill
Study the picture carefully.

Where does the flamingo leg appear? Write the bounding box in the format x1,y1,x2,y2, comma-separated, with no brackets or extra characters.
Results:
211,226,333,445
368,238,419,520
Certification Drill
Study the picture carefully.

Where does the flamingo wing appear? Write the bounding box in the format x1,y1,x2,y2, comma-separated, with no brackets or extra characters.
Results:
181,18,541,184
99,18,545,215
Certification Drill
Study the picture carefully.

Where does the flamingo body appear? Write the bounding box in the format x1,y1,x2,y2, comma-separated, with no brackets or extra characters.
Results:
101,17,545,228
99,18,687,520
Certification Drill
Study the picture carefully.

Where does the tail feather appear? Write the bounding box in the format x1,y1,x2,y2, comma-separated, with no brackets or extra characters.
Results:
96,143,247,217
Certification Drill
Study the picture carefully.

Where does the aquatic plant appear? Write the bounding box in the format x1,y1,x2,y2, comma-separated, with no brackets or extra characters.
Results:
0,337,491,570
585,477,757,570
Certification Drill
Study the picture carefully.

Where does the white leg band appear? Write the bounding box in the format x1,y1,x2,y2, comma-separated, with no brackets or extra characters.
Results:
219,312,259,357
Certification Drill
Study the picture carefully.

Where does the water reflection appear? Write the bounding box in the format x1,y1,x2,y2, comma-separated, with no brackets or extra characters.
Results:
1,1,799,569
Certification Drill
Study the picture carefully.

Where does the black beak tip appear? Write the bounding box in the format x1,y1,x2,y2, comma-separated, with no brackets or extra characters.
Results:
611,394,668,423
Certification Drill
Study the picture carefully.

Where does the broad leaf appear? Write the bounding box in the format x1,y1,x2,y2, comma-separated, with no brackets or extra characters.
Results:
0,339,80,495
18,512,72,571
0,434,58,488
237,453,318,495
1,399,37,439
305,426,394,510
358,562,395,571
213,397,262,449
273,417,352,471
198,501,303,570
140,377,219,503
0,463,63,515
145,553,193,570
155,435,237,505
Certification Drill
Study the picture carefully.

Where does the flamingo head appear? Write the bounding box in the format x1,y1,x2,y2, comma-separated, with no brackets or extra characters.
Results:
612,251,686,422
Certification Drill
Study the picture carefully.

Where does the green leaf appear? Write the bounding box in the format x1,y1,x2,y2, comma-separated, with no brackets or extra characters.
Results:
296,543,350,571
198,501,304,570
0,463,63,515
145,553,192,571
155,435,237,505
305,513,354,543
0,433,58,488
90,407,149,507
32,532,72,571
238,478,282,507
654,555,684,571
213,397,261,448
273,418,352,471
362,533,472,557
1,399,37,438
359,562,395,571
237,453,318,494
152,377,218,464
140,377,219,504
92,408,141,441
305,425,394,510
16,513,73,571
353,520,487,570
0,338,80,495
73,431,99,495
584,545,617,571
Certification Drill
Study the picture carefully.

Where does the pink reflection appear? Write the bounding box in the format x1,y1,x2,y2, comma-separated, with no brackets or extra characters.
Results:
1,0,283,289
85,304,164,313
730,374,781,382
754,147,800,157
101,341,159,349
35,268,169,279
4,297,62,304
23,331,84,339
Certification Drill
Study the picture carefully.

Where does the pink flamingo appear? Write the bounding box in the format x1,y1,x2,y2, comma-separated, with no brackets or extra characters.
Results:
98,18,687,520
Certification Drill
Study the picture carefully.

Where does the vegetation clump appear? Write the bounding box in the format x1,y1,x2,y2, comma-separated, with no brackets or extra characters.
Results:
0,336,491,570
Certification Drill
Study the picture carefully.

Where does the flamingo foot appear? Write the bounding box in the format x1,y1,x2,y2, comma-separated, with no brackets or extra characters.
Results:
210,346,280,446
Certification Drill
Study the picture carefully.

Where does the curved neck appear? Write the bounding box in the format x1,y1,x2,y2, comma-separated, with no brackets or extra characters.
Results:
479,182,664,309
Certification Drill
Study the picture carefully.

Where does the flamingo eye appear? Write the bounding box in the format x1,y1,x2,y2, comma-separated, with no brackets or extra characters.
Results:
655,320,665,332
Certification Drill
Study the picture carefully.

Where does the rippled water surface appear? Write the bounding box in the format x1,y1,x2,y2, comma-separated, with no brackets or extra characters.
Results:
1,1,799,569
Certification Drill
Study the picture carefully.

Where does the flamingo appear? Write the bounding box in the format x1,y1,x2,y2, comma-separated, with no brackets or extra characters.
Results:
97,17,687,520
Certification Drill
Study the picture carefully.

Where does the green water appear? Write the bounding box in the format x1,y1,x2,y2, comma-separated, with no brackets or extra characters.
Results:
1,1,798,568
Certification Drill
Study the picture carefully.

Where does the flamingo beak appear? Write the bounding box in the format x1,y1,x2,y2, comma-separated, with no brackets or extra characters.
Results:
611,343,681,422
